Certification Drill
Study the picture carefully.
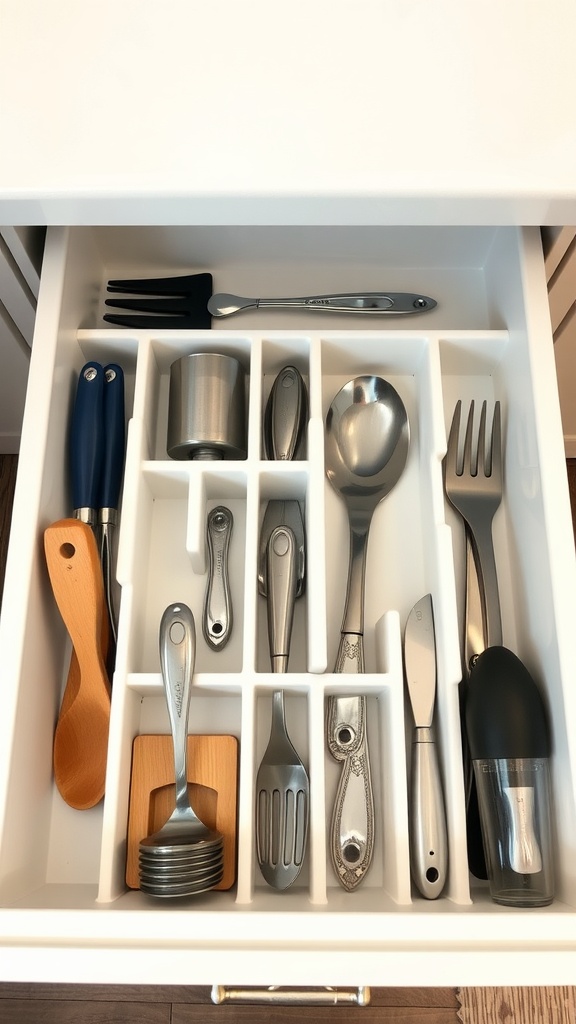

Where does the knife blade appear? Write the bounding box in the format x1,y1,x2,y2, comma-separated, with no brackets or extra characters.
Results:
404,594,447,898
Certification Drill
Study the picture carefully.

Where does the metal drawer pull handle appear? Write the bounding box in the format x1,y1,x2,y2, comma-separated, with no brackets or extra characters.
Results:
211,985,370,1005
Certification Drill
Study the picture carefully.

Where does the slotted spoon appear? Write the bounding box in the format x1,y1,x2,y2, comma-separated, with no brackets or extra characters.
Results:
256,525,309,889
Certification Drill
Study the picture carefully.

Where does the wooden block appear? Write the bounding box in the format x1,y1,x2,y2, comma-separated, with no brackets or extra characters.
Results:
126,735,238,891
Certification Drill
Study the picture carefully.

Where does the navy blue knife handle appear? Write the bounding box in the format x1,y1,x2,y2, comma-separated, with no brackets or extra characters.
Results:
100,363,125,511
71,361,105,513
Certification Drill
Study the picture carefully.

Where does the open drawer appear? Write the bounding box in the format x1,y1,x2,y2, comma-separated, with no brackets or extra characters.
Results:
0,225,575,986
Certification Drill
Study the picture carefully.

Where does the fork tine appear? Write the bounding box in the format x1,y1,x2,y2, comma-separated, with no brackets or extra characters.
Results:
491,401,502,481
463,400,476,477
445,399,462,478
477,401,487,475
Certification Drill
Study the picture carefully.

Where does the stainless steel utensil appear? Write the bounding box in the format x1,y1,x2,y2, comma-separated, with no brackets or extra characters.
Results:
208,291,437,318
104,275,436,326
258,500,306,599
325,376,410,889
444,399,503,647
138,603,224,897
444,400,503,881
255,524,309,889
264,365,307,461
255,688,309,890
203,506,233,650
404,594,447,899
462,530,489,880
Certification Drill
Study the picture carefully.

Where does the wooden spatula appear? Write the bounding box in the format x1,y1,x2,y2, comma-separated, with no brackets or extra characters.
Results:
44,519,111,809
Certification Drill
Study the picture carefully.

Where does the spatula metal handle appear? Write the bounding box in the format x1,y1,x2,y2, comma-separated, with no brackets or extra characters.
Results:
410,727,448,899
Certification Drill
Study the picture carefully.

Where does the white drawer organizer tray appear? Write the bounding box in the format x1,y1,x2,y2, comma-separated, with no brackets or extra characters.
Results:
0,226,576,986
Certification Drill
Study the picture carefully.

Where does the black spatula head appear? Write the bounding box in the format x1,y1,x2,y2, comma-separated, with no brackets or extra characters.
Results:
104,272,213,329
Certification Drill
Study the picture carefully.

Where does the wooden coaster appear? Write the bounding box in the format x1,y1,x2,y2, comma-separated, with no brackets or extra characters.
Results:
126,734,238,890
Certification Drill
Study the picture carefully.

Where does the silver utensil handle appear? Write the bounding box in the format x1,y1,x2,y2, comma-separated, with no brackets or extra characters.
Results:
209,292,436,317
99,518,118,665
471,518,502,648
333,523,368,672
410,727,447,899
334,633,364,673
203,506,233,650
266,525,297,673
326,695,374,890
159,603,195,811
265,365,307,461
258,292,430,313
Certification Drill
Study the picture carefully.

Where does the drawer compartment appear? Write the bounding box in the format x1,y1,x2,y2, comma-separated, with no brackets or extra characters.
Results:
0,225,575,985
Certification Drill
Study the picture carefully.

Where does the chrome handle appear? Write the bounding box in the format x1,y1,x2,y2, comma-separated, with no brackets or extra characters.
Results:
472,517,502,649
410,727,448,899
326,694,374,890
212,986,371,1005
159,602,195,811
208,290,436,317
203,505,233,650
266,525,297,673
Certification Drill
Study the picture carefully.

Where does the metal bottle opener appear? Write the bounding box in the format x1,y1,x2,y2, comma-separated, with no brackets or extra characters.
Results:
203,506,233,649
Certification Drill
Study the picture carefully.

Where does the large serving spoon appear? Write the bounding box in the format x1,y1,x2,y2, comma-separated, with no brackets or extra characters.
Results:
325,376,410,889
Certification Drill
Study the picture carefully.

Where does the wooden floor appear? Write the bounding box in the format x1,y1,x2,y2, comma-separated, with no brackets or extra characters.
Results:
0,456,574,1022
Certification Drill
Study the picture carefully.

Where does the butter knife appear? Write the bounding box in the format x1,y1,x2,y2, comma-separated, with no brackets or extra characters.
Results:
404,594,447,899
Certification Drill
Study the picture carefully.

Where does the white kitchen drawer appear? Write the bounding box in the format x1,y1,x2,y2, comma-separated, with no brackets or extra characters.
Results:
0,225,575,987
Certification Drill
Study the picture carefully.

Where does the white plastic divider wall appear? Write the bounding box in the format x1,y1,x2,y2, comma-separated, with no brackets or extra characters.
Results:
74,327,521,911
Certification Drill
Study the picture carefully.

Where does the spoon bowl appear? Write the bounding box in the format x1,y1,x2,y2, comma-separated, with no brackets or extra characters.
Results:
326,376,410,515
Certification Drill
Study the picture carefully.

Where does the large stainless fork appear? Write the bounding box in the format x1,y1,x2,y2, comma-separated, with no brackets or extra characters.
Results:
444,399,503,648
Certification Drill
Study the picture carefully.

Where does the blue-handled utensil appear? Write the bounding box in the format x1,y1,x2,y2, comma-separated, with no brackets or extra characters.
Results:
70,360,126,673
71,362,105,524
99,363,125,655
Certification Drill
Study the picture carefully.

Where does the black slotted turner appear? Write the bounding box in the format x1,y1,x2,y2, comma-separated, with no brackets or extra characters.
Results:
104,272,213,329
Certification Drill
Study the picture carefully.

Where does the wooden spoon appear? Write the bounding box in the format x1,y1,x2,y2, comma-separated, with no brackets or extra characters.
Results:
44,519,111,809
